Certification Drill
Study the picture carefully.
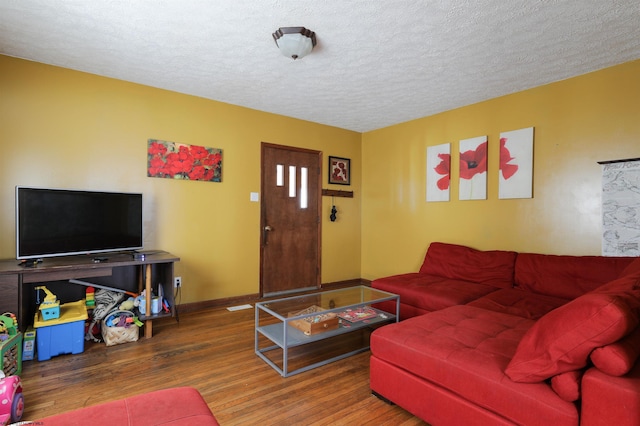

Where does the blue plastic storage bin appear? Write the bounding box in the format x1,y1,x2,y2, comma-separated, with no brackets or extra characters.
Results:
33,300,88,361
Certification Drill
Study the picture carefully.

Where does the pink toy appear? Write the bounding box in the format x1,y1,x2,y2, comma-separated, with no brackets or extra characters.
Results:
0,375,24,425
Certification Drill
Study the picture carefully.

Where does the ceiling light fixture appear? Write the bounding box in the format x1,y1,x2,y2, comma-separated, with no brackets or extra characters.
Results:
272,27,316,60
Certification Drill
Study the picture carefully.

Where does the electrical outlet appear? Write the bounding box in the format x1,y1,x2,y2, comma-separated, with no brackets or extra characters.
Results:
174,276,182,288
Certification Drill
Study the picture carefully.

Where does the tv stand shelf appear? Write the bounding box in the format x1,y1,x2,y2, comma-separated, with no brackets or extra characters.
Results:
0,251,179,339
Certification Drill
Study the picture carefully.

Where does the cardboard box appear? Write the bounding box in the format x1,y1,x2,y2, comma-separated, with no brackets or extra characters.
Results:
22,328,36,361
288,305,339,336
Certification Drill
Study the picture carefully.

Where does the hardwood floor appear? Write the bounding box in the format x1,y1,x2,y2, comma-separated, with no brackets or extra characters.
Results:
19,305,426,425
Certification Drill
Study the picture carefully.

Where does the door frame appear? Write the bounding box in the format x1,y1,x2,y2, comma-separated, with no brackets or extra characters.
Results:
259,142,322,297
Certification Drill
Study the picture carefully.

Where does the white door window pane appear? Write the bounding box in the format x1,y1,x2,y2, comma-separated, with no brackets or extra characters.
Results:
276,164,284,186
300,167,308,209
289,166,296,197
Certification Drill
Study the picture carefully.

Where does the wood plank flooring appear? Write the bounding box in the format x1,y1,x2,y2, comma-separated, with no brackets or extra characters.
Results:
18,305,427,425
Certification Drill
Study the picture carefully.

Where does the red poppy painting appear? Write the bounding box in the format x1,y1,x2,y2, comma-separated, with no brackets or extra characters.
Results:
427,143,450,202
147,139,222,182
499,127,534,199
459,136,488,200
499,138,519,180
460,141,487,180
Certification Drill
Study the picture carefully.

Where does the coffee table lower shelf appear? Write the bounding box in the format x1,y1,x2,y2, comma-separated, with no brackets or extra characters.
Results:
255,307,395,377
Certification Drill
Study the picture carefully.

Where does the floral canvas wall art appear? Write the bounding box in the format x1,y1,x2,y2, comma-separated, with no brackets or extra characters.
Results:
426,143,451,202
459,136,487,200
498,127,534,199
147,139,222,182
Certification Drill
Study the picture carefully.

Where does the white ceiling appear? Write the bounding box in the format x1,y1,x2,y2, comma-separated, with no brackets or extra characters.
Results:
1,1,640,133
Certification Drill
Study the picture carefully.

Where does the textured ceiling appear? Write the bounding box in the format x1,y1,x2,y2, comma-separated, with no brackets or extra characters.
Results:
1,1,640,132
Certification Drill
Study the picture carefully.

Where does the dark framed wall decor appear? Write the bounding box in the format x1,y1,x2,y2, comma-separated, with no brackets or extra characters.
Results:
328,156,351,185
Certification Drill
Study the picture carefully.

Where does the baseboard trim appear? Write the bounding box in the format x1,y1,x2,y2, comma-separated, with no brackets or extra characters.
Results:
176,278,371,313
322,278,371,289
177,293,261,314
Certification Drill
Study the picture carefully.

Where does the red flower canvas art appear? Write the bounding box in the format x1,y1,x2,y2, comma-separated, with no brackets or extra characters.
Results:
499,137,519,180
434,153,451,190
459,136,488,200
147,139,222,182
426,143,451,202
498,127,534,199
460,141,487,180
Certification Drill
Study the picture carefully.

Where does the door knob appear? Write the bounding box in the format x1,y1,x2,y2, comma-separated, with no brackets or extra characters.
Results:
263,225,273,245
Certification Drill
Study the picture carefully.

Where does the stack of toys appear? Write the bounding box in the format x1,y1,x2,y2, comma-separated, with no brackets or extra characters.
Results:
84,287,96,341
85,286,95,308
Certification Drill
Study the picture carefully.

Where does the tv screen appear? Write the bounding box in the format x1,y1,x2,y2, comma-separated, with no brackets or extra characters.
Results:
16,187,143,260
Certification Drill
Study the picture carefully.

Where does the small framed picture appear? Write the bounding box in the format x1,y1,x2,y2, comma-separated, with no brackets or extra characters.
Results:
328,156,351,185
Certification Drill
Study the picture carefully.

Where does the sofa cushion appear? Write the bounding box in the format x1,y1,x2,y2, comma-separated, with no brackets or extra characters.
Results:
505,275,640,383
550,369,584,402
581,361,640,426
419,242,517,289
514,253,634,299
37,386,219,426
370,305,578,425
590,326,640,376
468,288,569,320
372,273,499,313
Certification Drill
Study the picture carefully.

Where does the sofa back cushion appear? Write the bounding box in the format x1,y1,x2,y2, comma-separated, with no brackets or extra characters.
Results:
621,257,640,278
419,242,517,289
505,274,640,383
514,253,634,299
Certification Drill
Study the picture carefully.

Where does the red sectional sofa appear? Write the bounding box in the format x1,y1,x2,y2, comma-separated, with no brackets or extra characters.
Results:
370,242,640,426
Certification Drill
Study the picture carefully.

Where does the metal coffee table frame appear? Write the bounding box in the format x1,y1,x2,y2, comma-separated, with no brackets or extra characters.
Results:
255,285,399,377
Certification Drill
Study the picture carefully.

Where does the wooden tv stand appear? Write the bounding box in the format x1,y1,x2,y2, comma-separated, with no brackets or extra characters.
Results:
0,251,179,338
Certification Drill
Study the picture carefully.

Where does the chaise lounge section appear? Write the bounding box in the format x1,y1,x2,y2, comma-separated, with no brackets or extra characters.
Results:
370,242,640,425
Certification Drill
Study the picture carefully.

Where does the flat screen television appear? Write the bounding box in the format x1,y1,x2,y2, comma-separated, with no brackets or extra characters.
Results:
16,186,143,260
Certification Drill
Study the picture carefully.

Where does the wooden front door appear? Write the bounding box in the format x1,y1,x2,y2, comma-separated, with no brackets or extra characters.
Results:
260,143,321,297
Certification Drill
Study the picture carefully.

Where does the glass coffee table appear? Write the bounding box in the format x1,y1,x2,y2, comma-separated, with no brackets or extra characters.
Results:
255,285,399,377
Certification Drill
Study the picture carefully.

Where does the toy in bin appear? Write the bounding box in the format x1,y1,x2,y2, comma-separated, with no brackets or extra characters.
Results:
0,373,24,425
102,310,142,346
35,286,60,320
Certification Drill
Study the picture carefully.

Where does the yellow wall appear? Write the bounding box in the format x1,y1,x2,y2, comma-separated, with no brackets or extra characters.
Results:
361,59,640,280
3,55,639,301
0,55,362,303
